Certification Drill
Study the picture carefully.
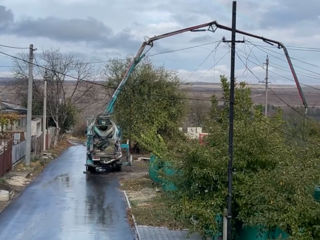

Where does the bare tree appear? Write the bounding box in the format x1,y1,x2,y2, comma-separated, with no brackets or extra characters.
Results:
186,93,211,128
14,49,95,146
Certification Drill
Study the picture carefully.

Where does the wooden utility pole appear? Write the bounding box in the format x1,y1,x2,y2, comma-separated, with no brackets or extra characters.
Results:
25,44,34,166
264,55,269,117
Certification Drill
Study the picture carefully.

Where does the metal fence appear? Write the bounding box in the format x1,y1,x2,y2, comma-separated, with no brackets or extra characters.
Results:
31,127,56,156
0,140,13,177
0,127,57,176
12,140,26,165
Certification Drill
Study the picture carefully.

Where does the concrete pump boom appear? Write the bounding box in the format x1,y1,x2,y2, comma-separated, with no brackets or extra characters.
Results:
105,20,308,114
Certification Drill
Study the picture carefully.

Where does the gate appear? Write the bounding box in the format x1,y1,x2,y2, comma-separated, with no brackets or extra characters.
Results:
0,140,13,177
12,140,26,165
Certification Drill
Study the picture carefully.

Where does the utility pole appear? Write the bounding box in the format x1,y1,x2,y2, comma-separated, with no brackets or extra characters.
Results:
25,44,35,166
43,71,48,151
227,1,237,239
264,55,269,117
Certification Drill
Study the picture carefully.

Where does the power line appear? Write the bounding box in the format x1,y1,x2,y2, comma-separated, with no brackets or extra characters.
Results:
0,49,104,83
234,47,320,91
0,49,217,103
269,88,307,117
234,48,261,82
268,62,320,81
236,61,320,139
248,40,320,55
254,44,320,78
268,70,320,91
0,43,29,50
229,44,319,123
197,41,222,68
247,40,320,70
81,41,221,65
147,40,222,57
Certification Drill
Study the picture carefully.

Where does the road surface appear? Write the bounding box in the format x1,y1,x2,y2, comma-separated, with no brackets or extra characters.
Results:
0,145,135,240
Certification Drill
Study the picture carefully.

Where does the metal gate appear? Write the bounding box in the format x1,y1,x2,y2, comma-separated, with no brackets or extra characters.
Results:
12,140,26,165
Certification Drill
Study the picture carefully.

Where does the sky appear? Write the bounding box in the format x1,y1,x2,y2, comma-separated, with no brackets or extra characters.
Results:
0,0,319,86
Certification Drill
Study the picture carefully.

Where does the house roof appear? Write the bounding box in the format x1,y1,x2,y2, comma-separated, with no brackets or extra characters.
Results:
0,101,27,114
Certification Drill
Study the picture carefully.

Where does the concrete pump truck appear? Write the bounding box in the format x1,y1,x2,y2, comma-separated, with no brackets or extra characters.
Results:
85,20,307,174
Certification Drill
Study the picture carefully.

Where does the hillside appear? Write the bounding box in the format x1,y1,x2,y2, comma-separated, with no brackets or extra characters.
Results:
0,79,319,124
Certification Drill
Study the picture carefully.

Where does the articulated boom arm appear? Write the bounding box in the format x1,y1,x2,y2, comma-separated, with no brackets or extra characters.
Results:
104,21,219,114
105,20,307,114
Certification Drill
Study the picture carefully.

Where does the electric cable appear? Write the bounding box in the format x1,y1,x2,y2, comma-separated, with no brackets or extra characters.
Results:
147,40,222,57
229,44,318,122
247,40,320,71
0,49,218,102
234,46,320,92
236,49,320,129
0,44,29,50
248,40,320,53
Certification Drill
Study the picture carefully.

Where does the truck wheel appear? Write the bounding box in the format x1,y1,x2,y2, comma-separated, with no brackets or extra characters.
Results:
114,163,122,172
86,165,96,174
128,154,133,166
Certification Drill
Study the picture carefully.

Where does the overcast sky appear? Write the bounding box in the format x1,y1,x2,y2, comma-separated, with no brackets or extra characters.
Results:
0,0,319,86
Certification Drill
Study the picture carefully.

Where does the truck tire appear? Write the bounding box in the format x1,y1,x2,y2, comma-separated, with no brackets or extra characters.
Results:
114,163,122,172
86,165,96,174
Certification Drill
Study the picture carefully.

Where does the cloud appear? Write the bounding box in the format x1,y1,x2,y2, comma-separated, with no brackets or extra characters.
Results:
10,17,139,51
0,6,14,29
12,17,110,42
0,5,139,52
177,65,229,83
260,0,320,28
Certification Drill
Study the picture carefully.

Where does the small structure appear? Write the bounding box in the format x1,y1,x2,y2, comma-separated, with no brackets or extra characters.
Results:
180,127,209,144
31,118,42,137
186,127,203,139
0,101,27,133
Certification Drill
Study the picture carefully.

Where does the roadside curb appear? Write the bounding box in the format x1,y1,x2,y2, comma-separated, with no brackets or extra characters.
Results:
123,190,141,240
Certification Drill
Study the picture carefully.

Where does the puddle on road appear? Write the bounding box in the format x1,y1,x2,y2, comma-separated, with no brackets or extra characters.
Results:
42,173,71,188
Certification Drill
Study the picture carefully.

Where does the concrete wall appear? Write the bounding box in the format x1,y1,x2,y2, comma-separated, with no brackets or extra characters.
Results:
31,118,42,137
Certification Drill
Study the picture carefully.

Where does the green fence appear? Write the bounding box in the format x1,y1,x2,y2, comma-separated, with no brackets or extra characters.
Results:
314,186,320,202
149,155,320,239
149,154,177,191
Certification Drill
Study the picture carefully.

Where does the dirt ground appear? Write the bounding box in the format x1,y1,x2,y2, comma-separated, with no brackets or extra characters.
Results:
0,137,72,213
119,156,186,230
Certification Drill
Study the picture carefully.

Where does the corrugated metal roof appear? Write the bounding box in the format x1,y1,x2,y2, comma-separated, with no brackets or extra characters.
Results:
0,101,27,113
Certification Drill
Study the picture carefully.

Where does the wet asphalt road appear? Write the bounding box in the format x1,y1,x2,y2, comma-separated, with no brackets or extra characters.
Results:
0,145,135,240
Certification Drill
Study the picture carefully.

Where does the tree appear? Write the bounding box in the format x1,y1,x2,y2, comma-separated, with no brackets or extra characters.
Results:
14,49,95,145
186,94,210,128
148,76,320,239
0,113,19,137
104,58,186,150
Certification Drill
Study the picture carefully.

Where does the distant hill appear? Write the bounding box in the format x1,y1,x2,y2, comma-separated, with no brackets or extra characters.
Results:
0,77,17,85
181,82,320,108
0,80,319,123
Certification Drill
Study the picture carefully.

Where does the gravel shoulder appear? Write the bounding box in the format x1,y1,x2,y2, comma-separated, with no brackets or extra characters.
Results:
119,156,187,230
